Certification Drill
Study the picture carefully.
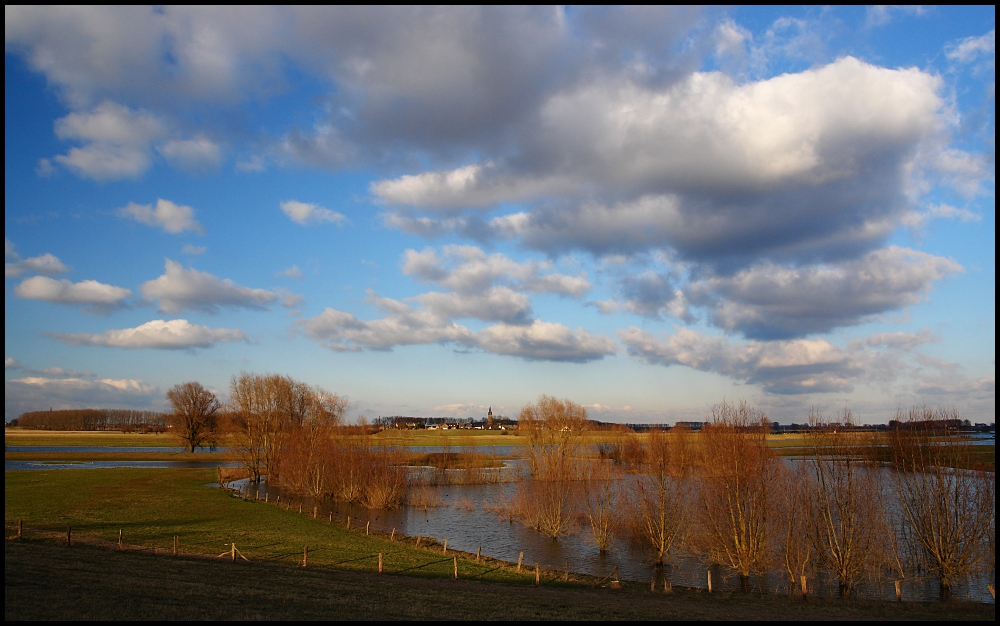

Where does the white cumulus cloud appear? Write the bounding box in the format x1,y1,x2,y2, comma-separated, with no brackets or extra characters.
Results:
280,200,346,226
140,259,285,314
14,276,131,311
118,199,205,235
51,319,245,349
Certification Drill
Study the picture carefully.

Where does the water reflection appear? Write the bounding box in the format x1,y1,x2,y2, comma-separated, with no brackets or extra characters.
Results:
231,475,993,604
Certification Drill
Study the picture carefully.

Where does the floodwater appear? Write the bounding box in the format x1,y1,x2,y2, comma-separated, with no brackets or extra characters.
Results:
4,460,237,470
232,466,994,604
8,442,993,603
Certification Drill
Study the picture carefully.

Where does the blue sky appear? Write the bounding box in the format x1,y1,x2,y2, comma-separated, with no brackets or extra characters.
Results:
4,6,995,424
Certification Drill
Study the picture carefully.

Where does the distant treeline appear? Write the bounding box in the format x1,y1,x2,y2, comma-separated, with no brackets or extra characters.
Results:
12,409,169,432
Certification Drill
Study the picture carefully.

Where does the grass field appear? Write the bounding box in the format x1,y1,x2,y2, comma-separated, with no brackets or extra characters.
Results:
5,430,184,448
4,467,544,583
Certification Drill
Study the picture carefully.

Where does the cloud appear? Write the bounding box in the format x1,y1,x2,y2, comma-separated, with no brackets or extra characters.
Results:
140,260,284,314
945,29,995,63
477,321,617,363
297,291,615,362
685,247,962,339
276,265,304,279
378,57,958,272
5,251,70,279
926,204,982,223
401,245,589,297
5,357,22,370
597,270,690,320
157,135,223,171
414,287,533,325
181,244,207,255
297,298,477,352
5,374,159,419
118,199,205,235
865,6,926,28
280,200,346,226
619,326,865,394
51,319,245,349
14,276,131,312
50,101,166,180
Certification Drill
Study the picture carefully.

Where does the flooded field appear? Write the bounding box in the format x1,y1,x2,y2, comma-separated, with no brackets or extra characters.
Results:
232,466,994,604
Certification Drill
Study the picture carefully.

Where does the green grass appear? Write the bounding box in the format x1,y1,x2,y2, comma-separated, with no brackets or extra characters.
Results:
4,468,532,583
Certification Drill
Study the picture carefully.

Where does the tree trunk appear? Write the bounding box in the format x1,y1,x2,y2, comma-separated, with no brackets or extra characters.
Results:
740,574,750,593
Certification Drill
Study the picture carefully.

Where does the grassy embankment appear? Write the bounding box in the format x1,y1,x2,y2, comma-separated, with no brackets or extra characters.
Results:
7,541,994,621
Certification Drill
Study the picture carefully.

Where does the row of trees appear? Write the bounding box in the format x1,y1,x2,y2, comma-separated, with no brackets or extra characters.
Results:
166,373,407,508
13,408,168,431
511,398,994,600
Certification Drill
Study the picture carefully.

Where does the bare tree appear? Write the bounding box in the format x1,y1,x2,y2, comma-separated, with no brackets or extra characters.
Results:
582,458,619,552
280,386,347,498
775,462,813,597
804,410,882,598
228,372,268,482
167,381,220,453
888,407,995,601
696,400,778,592
514,395,588,538
228,372,326,483
625,428,688,567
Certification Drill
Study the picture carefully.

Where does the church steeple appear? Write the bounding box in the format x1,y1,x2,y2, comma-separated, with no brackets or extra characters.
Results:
487,406,493,428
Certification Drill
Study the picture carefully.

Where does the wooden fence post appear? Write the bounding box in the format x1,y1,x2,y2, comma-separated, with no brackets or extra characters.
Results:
313,506,318,520
366,521,370,536
517,551,523,572
378,552,383,574
390,528,396,542
118,528,123,549
347,516,351,529
299,503,302,514
302,546,308,568
18,519,22,539
265,493,269,503
476,546,481,563
535,563,540,585
442,538,448,554
416,535,421,548
707,570,713,593
231,543,236,562
454,556,458,579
